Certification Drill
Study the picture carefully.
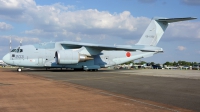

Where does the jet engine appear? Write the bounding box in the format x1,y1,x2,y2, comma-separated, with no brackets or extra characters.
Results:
55,50,93,64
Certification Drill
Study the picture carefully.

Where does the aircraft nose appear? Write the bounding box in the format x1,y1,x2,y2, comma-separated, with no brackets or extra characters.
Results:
3,53,10,64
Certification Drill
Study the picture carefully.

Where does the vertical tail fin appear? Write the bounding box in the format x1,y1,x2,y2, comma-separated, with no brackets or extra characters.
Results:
136,17,196,46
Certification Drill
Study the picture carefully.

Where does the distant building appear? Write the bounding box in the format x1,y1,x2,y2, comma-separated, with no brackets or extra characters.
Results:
0,60,6,67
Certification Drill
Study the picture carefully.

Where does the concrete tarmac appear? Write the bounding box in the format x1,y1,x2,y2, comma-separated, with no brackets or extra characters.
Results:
1,68,180,112
20,69,200,112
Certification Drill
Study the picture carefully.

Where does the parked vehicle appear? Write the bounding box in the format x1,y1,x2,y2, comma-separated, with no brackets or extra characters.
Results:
192,65,200,70
182,66,190,69
152,65,163,69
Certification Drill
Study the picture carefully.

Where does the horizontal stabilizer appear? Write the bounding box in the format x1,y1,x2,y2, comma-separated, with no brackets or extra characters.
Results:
154,17,197,23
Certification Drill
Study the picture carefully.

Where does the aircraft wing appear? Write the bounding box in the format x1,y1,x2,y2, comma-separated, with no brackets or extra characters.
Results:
60,41,163,55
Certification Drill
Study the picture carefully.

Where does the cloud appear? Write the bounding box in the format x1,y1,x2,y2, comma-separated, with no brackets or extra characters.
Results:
75,36,81,41
0,0,36,21
25,10,138,31
177,46,186,51
181,0,200,6
19,3,150,40
126,40,136,45
0,0,199,45
165,21,200,40
0,0,150,41
0,35,40,46
138,0,157,3
0,22,13,31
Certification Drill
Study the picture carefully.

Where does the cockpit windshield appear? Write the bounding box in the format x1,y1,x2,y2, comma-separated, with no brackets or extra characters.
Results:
11,49,23,52
11,49,16,52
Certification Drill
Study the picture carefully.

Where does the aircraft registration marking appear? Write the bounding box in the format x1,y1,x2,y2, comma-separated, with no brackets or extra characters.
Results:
16,55,24,59
145,35,155,38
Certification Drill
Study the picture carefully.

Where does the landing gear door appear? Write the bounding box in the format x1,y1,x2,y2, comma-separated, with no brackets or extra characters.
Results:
38,58,43,65
104,56,115,66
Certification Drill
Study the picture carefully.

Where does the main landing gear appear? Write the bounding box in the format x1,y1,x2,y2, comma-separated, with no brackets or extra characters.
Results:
87,69,98,72
74,68,98,71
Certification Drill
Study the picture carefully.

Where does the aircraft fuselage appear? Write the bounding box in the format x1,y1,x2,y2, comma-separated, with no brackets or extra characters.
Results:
3,43,155,70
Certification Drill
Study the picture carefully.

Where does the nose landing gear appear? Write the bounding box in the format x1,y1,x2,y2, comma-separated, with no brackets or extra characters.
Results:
17,68,22,72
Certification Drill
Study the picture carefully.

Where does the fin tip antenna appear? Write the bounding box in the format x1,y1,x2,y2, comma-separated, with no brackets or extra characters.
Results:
9,37,12,52
20,39,22,46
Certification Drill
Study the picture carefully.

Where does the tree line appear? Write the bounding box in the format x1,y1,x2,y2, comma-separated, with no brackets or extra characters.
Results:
125,60,200,66
163,61,199,66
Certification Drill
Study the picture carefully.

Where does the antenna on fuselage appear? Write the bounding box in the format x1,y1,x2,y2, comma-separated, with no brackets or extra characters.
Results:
9,37,12,60
20,39,22,46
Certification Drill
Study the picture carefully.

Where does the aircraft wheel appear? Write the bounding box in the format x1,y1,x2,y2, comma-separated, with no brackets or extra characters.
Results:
17,68,22,72
88,69,95,71
91,69,98,72
94,69,98,71
74,68,84,71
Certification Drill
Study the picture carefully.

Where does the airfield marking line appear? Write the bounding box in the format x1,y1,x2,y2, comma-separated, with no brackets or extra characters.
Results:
100,71,154,74
121,73,200,80
0,83,12,86
62,75,132,81
11,82,50,85
60,81,179,112
102,70,200,80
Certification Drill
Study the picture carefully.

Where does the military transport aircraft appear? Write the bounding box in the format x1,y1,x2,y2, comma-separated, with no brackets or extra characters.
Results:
2,17,196,72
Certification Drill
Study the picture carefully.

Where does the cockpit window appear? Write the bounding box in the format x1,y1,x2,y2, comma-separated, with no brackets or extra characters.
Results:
16,49,20,52
11,49,23,52
11,49,16,52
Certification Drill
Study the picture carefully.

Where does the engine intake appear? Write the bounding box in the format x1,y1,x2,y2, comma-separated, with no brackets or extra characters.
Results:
55,50,93,64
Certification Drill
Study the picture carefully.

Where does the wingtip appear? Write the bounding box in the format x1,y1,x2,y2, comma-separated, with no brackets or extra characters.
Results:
190,17,197,19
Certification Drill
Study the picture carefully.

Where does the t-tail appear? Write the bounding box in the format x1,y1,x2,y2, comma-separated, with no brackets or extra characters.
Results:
136,17,197,46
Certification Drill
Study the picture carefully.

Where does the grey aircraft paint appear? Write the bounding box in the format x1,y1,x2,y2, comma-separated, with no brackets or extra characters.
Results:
2,17,197,71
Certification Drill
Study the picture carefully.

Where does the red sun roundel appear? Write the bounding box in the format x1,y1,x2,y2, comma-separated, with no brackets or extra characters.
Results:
126,52,131,57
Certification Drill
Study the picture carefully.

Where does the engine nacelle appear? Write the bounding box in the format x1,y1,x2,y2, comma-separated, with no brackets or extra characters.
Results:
55,50,93,64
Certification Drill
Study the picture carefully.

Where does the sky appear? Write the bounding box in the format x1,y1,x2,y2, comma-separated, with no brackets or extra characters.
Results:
0,0,200,64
